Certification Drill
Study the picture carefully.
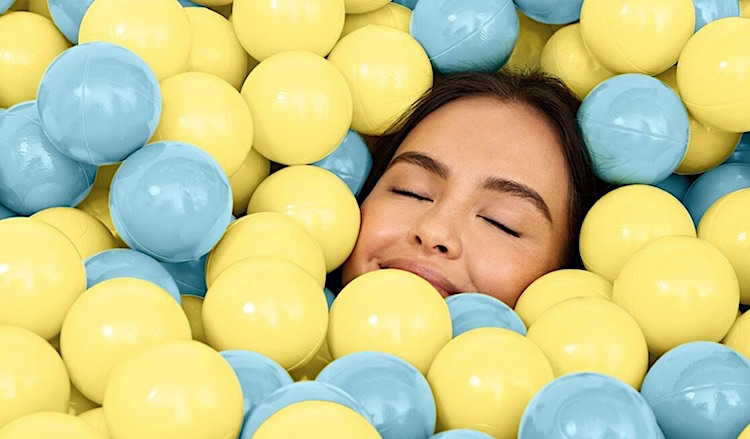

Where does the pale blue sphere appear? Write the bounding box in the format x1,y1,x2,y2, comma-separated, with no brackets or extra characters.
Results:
446,293,526,337
48,0,95,44
682,163,750,226
430,430,496,439
692,0,740,32
513,0,584,25
652,174,691,201
312,130,372,197
160,253,209,298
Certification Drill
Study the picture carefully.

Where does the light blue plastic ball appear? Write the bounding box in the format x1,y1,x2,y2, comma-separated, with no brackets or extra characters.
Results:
446,292,527,337
312,130,372,197
219,350,294,427
393,0,419,9
109,140,232,263
430,430,498,439
641,342,750,439
239,381,373,439
681,163,750,226
84,249,182,304
0,101,96,216
410,0,519,74
48,0,95,44
692,0,740,32
0,201,17,220
577,73,689,185
513,0,583,25
316,351,436,439
519,372,663,439
651,174,691,201
37,42,161,166
160,253,208,298
724,132,750,165
324,287,336,309
0,0,14,14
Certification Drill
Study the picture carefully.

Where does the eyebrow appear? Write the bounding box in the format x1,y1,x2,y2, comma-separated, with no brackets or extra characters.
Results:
389,151,553,223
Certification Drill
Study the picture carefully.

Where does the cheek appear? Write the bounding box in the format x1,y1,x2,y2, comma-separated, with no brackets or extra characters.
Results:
342,197,402,282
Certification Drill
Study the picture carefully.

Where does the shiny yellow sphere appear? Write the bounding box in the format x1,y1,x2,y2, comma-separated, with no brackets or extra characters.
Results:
60,277,192,404
580,184,696,282
77,408,109,437
185,8,249,90
741,423,750,439
515,268,613,327
698,188,750,304
540,23,615,100
0,11,70,108
342,3,410,37
613,235,739,356
232,0,345,61
248,165,360,272
328,25,433,135
78,0,192,81
328,269,452,375
723,311,750,360
240,50,352,165
229,149,270,217
743,0,750,18
253,400,381,439
206,212,327,288
77,187,126,247
181,294,208,344
289,339,333,381
202,256,329,370
92,163,120,189
0,217,86,339
31,207,118,259
503,9,555,73
0,412,105,439
0,326,70,429
580,0,695,75
67,383,98,416
152,72,254,177
677,17,750,132
103,340,244,439
427,327,554,438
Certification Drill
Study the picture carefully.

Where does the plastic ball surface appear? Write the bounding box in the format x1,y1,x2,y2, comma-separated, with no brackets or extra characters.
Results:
31,207,117,259
501,9,554,72
160,253,208,297
0,412,105,439
48,0,94,44
613,236,739,356
312,129,373,197
341,3,411,37
76,187,126,247
641,341,750,439
180,294,208,343
103,340,244,439
109,140,233,262
579,0,695,75
251,400,381,439
0,101,96,216
328,269,452,374
77,408,108,437
67,383,98,416
652,174,691,201
344,0,389,13
726,132,750,165
0,0,12,13
0,326,70,429
328,25,433,135
723,311,750,360
0,217,86,339
682,163,750,227
518,372,662,439
446,292,527,337
228,148,269,216
515,0,583,24
577,73,689,185
430,430,495,439
0,202,16,220
693,0,740,32
316,351,437,439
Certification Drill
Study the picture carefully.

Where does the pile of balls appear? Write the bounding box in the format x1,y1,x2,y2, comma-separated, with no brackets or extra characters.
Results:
0,0,750,438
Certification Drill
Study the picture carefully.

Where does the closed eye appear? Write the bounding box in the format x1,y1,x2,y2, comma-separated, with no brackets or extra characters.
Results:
480,215,521,238
389,187,433,202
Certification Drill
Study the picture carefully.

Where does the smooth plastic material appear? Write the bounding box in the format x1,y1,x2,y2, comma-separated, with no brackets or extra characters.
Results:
693,0,740,31
48,0,94,44
725,132,750,165
30,207,116,259
502,9,554,72
341,3,411,37
515,0,583,24
228,149,269,216
77,408,109,437
160,254,208,297
0,201,16,220
446,292,527,337
652,174,691,201
251,400,381,439
682,163,750,226
312,130,373,197
723,311,750,360
430,430,495,439
0,412,105,439
0,0,13,13
344,0,389,13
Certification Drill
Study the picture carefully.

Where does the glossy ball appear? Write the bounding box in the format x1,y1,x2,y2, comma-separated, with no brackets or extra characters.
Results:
0,326,70,429
0,101,96,215
160,254,208,298
328,25,433,135
0,217,86,339
723,311,750,360
0,412,105,439
411,0,518,74
0,201,16,220
580,0,695,75
328,269,452,374
312,129,373,197
38,42,161,166
641,341,750,439
109,141,232,262
446,292,526,337
48,0,94,44
430,430,495,439
317,351,437,439
180,294,208,343
682,163,750,226
725,132,750,165
652,174,692,201
31,207,117,259
289,339,334,382
518,372,662,439
428,327,554,437
613,236,739,356
185,8,248,90
345,0,389,13
693,0,740,32
579,184,696,282
228,149,269,216
515,0,583,24
0,0,12,13
77,408,108,437
341,3,411,37
76,187,125,247
252,400,380,439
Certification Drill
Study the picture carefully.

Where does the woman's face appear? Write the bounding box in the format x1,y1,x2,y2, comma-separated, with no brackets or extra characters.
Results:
341,96,572,307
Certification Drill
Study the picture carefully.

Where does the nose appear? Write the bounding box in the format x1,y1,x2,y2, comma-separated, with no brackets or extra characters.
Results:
408,204,463,259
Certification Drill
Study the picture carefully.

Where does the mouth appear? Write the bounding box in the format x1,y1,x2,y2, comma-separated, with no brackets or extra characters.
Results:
378,259,460,298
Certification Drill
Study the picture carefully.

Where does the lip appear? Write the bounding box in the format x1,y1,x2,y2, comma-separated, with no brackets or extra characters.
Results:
378,258,460,298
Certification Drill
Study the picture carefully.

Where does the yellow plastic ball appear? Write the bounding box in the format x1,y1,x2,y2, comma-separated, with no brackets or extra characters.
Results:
0,217,86,339
92,163,121,189
202,256,329,370
743,0,750,18
427,327,554,437
181,294,208,344
248,165,360,272
185,7,249,90
31,207,118,259
78,0,192,81
152,72,254,177
698,188,750,304
77,187,126,247
0,412,105,439
328,269,452,375
232,0,344,61
341,3,411,37
515,268,613,327
328,24,433,135
741,423,750,439
344,0,389,14
240,51,352,165
613,235,740,356
78,408,109,437
580,184,696,282
0,11,70,108
502,9,555,73
677,17,750,132
0,325,70,429
579,0,695,75
540,23,615,100
103,340,244,439
723,311,750,360
289,339,333,381
206,212,327,288
67,382,98,416
193,0,232,8
27,0,50,19
253,400,381,439
229,149,270,217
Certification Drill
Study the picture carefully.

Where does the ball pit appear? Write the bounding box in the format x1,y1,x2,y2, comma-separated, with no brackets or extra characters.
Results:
31,207,118,259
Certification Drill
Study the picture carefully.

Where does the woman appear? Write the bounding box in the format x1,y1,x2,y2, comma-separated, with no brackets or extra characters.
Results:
337,70,609,308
